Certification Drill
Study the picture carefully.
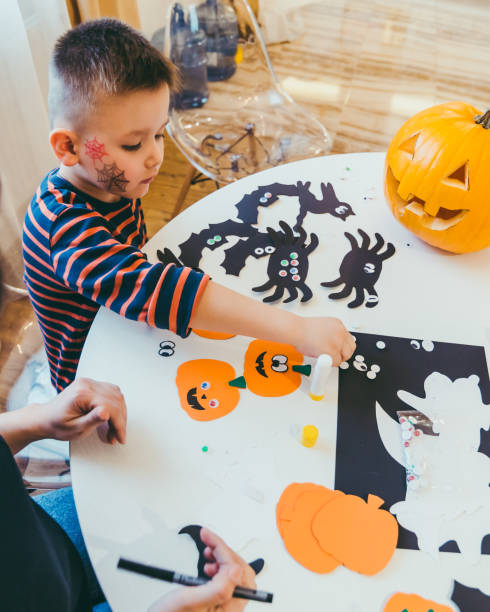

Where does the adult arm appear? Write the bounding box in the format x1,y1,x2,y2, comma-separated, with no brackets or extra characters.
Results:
0,378,127,455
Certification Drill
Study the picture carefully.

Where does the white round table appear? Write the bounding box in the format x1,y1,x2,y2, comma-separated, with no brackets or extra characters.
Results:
71,153,490,611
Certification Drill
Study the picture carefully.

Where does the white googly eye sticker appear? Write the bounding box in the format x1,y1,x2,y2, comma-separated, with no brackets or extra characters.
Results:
354,354,365,362
265,246,275,254
371,364,380,373
410,340,421,350
254,247,264,255
335,205,348,214
208,399,220,408
353,361,368,372
364,263,376,274
200,381,211,390
366,371,376,379
340,361,349,369
271,354,288,372
421,340,434,352
376,341,386,349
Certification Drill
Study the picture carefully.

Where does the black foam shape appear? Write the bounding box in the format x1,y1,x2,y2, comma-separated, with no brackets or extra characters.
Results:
321,228,395,308
221,230,273,276
451,579,490,611
156,247,204,274
178,220,256,270
235,183,299,224
252,221,318,303
295,181,355,229
179,524,265,577
335,331,490,555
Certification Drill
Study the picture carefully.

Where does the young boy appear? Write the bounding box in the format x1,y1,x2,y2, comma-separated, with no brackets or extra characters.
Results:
23,19,355,392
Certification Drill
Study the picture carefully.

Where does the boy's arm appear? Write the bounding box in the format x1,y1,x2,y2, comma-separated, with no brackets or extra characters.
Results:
49,210,354,363
191,281,355,365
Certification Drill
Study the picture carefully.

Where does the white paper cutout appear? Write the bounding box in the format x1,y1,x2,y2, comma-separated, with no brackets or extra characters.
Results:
384,373,490,563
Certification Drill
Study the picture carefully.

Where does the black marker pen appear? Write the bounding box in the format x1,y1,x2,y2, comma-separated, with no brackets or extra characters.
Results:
117,557,273,603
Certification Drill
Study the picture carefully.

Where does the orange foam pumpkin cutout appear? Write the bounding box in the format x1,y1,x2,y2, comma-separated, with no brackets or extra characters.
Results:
277,486,342,574
383,592,453,612
193,329,236,340
312,493,398,575
176,359,240,422
276,483,333,538
384,101,490,253
243,340,310,397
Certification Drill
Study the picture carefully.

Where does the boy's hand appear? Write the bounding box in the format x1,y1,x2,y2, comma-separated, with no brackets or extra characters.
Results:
40,377,127,445
149,528,256,612
294,316,356,366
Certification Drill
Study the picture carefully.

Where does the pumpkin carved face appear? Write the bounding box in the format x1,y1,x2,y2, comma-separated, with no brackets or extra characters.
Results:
176,359,240,421
383,592,453,612
243,340,310,397
384,102,490,253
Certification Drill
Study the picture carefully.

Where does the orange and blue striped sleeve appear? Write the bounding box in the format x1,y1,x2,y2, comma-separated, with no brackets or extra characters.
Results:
49,207,209,337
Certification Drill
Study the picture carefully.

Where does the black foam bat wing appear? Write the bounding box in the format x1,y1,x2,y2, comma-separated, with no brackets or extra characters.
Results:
221,230,273,276
235,182,299,224
179,524,265,578
178,221,255,270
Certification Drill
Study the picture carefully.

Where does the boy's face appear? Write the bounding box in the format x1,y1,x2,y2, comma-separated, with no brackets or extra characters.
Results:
74,84,170,202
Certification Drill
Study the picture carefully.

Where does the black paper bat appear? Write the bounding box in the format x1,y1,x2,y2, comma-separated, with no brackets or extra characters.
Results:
178,220,256,270
235,182,299,224
295,181,355,229
221,229,274,276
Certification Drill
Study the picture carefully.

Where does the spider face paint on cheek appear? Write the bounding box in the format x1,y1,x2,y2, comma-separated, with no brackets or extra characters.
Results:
96,162,130,192
83,137,130,193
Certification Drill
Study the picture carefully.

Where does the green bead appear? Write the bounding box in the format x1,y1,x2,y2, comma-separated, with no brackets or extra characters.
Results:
214,235,222,241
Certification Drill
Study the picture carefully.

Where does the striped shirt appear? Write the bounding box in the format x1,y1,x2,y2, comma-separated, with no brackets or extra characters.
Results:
23,168,209,391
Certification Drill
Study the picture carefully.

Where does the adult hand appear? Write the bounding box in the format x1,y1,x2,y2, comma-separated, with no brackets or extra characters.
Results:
295,316,356,366
149,528,256,612
42,377,127,445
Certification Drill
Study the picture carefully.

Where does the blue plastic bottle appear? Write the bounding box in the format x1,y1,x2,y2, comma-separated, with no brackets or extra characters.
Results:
170,4,209,109
197,0,239,81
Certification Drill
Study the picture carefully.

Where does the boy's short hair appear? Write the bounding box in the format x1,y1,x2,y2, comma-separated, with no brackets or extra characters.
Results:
49,18,177,129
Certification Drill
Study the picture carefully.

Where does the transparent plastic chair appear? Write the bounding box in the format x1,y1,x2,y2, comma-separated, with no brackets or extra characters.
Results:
162,0,332,214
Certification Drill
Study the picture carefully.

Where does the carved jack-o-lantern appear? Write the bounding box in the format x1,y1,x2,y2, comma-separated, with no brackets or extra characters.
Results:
176,359,240,421
243,340,310,397
385,102,490,253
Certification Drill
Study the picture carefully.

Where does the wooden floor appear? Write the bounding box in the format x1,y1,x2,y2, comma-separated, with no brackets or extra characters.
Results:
1,0,489,410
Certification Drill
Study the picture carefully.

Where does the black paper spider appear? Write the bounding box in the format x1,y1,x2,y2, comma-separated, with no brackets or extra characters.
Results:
321,229,395,308
253,221,318,303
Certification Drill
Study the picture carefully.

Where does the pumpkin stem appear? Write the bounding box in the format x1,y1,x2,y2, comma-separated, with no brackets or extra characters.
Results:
367,494,384,509
474,109,490,129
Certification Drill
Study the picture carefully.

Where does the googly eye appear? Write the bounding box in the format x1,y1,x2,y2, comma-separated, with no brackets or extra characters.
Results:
410,340,421,350
265,246,275,254
290,252,298,259
254,247,264,255
280,259,288,266
290,259,299,266
271,354,288,372
200,381,211,390
279,270,287,277
335,206,347,214
292,274,300,282
206,238,215,246
259,196,267,203
208,399,220,408
290,267,298,274
363,263,376,274
213,235,222,242
264,192,272,198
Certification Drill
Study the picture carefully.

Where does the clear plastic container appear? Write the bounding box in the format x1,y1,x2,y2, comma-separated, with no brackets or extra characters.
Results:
170,4,209,109
197,0,238,81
